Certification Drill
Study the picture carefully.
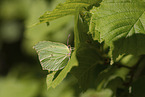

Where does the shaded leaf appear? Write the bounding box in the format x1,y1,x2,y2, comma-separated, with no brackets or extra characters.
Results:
131,76,145,97
106,77,124,96
96,66,130,91
112,34,145,60
71,45,105,90
72,14,105,90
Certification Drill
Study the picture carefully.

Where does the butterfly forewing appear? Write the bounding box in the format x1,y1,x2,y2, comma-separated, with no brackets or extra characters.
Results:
34,41,70,71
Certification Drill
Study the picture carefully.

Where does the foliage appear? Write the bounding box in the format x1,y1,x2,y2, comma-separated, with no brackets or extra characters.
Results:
0,70,40,97
22,0,74,54
33,0,145,96
80,89,113,97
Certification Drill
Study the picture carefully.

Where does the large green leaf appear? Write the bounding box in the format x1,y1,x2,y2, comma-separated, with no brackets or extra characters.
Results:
33,41,70,71
89,0,145,60
39,0,101,23
71,44,105,90
72,12,105,90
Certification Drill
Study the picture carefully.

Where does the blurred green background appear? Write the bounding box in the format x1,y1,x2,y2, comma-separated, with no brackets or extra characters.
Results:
0,0,77,97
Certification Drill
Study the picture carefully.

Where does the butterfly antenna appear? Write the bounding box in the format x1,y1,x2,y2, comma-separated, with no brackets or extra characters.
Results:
67,33,71,48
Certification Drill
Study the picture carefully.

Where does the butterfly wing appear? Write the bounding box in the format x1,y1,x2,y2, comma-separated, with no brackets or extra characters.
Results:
34,41,70,71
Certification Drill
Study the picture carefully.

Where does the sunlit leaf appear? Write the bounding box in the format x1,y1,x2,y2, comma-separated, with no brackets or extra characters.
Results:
39,0,101,24
46,51,78,89
46,71,57,89
89,0,145,60
80,89,113,97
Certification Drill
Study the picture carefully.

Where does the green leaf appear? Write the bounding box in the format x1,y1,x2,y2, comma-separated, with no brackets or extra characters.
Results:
72,13,105,90
119,55,139,68
33,41,70,71
39,0,101,24
112,34,145,60
0,76,39,97
46,71,57,89
23,0,74,54
96,66,130,91
89,0,145,60
80,89,113,97
46,51,78,88
46,78,76,97
71,44,105,90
